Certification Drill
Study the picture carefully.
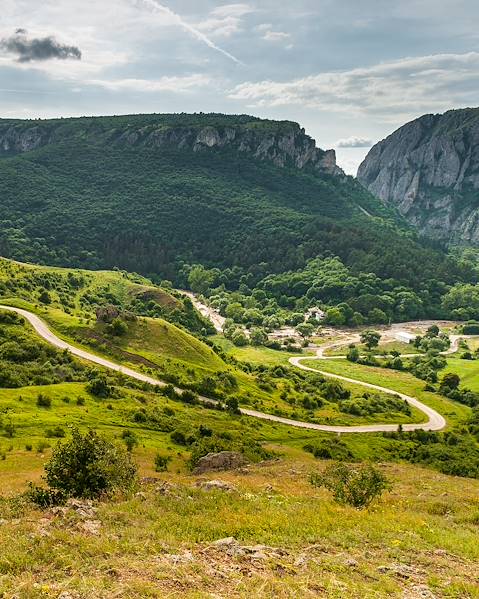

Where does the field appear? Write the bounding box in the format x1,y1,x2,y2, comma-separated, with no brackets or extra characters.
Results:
443,358,479,392
1,458,478,598
301,358,472,427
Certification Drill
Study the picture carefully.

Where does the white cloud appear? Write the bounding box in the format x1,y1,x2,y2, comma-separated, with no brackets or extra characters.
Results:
138,0,243,64
194,4,254,38
262,30,291,42
229,52,479,121
88,74,211,92
336,136,373,148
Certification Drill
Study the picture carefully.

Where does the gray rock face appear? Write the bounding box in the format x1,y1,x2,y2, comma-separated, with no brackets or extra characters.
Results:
0,117,343,176
357,108,479,244
193,451,247,474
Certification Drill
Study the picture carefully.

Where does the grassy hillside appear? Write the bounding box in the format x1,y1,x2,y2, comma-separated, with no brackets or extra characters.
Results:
1,458,478,598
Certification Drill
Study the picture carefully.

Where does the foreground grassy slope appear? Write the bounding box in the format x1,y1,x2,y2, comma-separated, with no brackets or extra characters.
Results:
1,458,478,598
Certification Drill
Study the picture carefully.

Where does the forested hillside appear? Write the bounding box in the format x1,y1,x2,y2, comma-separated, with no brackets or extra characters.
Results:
0,114,475,321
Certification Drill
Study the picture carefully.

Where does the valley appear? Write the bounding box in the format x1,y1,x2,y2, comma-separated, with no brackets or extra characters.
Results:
1,111,479,598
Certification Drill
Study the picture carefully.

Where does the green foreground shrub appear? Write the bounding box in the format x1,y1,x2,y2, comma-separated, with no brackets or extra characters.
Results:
311,462,391,509
29,428,137,503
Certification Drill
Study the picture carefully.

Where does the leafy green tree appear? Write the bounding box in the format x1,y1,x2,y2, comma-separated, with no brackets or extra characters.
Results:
311,462,391,509
86,375,111,398
188,265,215,295
296,322,315,339
43,428,137,499
110,317,128,336
368,308,388,324
439,372,460,392
250,327,267,346
360,330,381,351
324,308,346,326
225,302,245,322
347,346,360,362
231,330,248,346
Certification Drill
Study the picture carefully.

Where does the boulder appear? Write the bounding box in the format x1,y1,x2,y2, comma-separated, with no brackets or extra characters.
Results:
193,451,247,474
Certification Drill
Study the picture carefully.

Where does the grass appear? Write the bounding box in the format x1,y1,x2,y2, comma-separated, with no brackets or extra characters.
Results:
324,340,420,357
0,458,478,598
301,358,472,427
211,335,311,365
442,358,479,392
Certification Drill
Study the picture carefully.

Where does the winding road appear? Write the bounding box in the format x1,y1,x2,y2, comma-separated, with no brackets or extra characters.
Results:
0,304,461,434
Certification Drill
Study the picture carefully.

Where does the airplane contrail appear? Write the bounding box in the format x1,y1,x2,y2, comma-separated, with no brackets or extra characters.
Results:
137,0,244,65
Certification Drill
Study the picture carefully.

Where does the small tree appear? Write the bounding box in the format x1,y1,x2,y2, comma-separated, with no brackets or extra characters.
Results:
439,372,460,393
154,453,171,472
86,375,111,398
43,428,137,499
296,322,315,339
360,330,381,351
347,346,360,363
110,317,128,336
311,462,390,509
226,397,241,414
121,430,139,452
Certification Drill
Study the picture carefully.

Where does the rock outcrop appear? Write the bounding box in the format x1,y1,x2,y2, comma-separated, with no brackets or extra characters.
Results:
0,114,343,176
357,108,479,244
193,451,247,474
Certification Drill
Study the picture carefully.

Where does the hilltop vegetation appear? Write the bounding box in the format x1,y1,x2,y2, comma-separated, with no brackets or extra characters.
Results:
0,113,475,324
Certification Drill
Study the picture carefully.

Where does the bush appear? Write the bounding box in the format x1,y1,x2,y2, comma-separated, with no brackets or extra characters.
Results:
311,462,391,509
26,483,67,508
86,376,111,398
121,430,139,452
36,394,52,408
154,453,171,472
109,317,128,336
45,426,66,438
43,428,137,499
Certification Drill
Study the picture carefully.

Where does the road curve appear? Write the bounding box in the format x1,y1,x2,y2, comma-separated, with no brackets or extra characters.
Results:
0,305,447,434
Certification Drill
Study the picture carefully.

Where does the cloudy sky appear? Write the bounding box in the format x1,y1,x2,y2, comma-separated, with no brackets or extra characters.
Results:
1,0,478,174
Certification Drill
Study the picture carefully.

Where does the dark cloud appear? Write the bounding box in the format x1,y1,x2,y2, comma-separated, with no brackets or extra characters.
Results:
0,30,81,63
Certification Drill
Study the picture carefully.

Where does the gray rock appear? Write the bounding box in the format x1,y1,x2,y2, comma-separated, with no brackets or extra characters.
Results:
0,120,344,178
193,451,247,474
195,479,237,492
358,107,479,244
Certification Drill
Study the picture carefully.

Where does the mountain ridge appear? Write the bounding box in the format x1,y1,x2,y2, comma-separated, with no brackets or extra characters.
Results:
0,113,343,176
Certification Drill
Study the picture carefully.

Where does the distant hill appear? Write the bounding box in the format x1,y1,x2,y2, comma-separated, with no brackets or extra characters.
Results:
0,113,471,297
358,107,479,245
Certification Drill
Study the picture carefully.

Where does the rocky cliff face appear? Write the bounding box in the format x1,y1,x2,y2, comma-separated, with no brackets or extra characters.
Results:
357,108,479,244
0,116,343,176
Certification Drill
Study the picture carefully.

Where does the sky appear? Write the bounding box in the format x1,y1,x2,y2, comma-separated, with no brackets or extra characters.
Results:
1,1,479,174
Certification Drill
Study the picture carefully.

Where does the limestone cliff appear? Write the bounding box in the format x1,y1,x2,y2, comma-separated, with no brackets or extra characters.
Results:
0,114,343,176
357,108,479,244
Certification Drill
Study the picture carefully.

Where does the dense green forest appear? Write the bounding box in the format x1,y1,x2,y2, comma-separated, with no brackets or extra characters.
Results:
0,114,476,321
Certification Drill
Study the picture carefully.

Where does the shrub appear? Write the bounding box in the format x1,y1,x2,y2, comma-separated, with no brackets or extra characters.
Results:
36,394,52,408
170,430,187,445
109,317,128,336
45,426,65,438
86,376,111,398
36,440,51,453
43,428,137,499
121,430,139,452
311,462,391,509
26,483,67,508
154,453,171,472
